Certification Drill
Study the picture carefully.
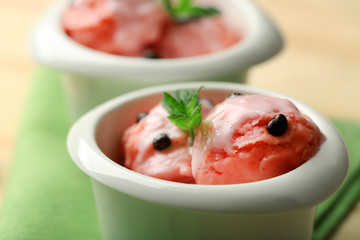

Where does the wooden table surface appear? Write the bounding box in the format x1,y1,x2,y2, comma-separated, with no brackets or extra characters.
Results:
1,0,359,239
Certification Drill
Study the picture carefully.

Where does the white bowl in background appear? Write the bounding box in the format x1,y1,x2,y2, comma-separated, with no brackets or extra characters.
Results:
30,0,283,119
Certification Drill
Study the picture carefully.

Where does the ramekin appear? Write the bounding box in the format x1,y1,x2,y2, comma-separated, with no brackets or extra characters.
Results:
30,0,283,119
67,82,348,240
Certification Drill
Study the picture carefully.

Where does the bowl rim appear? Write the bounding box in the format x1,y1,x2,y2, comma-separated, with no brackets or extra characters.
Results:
67,82,349,214
30,0,283,80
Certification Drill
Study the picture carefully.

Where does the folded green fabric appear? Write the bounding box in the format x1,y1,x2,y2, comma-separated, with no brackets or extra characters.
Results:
0,67,359,239
0,68,100,240
312,120,360,240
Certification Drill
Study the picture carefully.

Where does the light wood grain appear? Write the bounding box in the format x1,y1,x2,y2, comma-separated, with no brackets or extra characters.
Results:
0,0,56,207
249,1,360,239
0,0,359,239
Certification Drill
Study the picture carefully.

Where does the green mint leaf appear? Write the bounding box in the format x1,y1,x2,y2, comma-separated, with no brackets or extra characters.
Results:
168,113,190,130
188,105,202,140
176,0,191,11
162,87,203,143
185,6,220,18
162,92,184,114
163,0,220,23
163,0,176,19
186,87,201,115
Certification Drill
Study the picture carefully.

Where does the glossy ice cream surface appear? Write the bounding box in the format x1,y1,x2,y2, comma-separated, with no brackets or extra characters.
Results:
62,0,240,58
123,104,195,183
154,16,240,58
123,98,214,183
62,0,168,57
122,92,325,185
192,95,326,184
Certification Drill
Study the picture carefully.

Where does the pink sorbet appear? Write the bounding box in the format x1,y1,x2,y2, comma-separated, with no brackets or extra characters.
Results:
62,0,168,56
192,95,325,185
122,99,214,183
155,17,240,58
122,104,194,183
62,0,240,58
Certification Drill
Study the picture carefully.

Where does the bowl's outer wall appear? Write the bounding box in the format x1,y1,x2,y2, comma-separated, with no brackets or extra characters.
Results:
63,71,248,120
31,0,284,120
92,180,315,240
67,82,349,240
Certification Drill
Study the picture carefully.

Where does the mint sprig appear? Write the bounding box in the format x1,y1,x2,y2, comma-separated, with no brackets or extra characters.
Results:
161,87,203,142
163,0,220,23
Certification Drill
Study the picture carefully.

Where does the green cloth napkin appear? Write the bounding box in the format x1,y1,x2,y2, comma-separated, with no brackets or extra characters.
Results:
0,68,101,240
312,120,360,240
0,67,359,240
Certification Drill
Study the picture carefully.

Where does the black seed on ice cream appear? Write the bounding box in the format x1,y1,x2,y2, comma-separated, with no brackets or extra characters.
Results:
137,112,148,123
267,114,288,136
226,92,243,99
153,133,171,150
143,49,160,59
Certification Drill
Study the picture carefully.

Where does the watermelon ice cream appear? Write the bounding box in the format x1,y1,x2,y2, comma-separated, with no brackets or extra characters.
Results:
192,94,326,184
122,91,325,185
62,0,240,58
62,0,168,57
122,98,214,183
154,17,240,58
122,104,195,183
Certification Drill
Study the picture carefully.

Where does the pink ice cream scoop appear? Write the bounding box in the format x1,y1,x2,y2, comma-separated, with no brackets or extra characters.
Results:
154,16,240,58
122,98,214,183
192,94,326,185
122,104,194,183
62,0,240,58
62,0,168,57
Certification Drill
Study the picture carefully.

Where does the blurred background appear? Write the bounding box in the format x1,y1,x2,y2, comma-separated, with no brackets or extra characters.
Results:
0,0,359,238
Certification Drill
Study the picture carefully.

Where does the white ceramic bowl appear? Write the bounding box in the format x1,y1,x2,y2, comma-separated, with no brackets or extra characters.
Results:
67,82,348,240
30,0,283,119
